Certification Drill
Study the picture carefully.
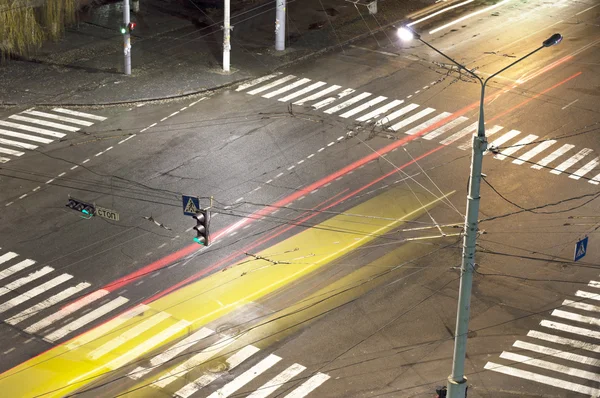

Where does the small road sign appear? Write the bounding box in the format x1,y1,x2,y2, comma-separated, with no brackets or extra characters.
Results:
182,195,200,216
95,206,120,221
574,236,588,261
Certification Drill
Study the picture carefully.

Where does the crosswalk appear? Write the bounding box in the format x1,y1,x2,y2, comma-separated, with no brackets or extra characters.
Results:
0,108,107,163
485,279,600,396
0,248,329,397
236,73,600,185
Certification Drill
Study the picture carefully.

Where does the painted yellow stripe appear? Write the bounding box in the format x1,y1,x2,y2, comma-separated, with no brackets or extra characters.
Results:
0,188,454,397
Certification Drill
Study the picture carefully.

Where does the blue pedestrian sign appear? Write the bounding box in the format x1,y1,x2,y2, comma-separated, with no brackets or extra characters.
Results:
182,195,200,216
574,236,588,262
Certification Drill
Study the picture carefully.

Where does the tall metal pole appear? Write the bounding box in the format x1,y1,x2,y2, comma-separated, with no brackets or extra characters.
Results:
275,0,286,51
223,0,231,72
396,27,560,398
123,0,131,75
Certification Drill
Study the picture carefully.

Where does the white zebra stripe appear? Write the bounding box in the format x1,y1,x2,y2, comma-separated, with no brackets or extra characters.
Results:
589,172,600,185
22,110,92,127
423,116,469,141
494,134,538,160
0,274,72,313
0,252,18,265
0,146,25,157
513,340,600,367
0,128,54,144
263,78,311,99
247,75,297,95
531,144,574,170
67,304,151,350
575,290,600,301
7,282,90,325
569,157,599,180
403,112,451,135
486,130,520,154
512,140,556,165
312,88,356,110
236,73,282,92
550,148,593,175
484,361,600,396
323,92,372,114
293,85,341,105
9,115,80,132
24,289,109,333
440,122,477,145
0,259,35,281
0,137,38,150
562,299,600,313
588,281,600,289
0,120,66,138
0,157,9,163
53,108,107,121
527,330,600,353
0,266,54,298
389,108,435,131
174,345,260,398
88,311,171,360
44,296,129,342
339,96,387,118
247,363,307,398
457,125,504,150
375,103,419,126
207,354,282,398
551,309,600,327
278,81,327,102
128,327,215,380
283,372,331,398
500,351,600,382
540,319,600,340
356,99,404,122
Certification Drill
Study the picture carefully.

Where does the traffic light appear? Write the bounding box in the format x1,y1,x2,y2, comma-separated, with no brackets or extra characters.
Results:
66,197,95,219
192,209,210,246
120,22,136,34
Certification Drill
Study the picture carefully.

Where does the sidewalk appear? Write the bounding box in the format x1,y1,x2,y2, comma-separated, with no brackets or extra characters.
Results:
0,0,463,106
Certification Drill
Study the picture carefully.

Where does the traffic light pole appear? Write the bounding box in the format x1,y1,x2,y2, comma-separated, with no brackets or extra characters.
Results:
275,0,286,51
123,0,131,75
223,0,231,72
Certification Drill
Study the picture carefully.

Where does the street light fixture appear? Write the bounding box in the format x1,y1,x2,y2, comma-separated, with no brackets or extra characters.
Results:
397,25,562,398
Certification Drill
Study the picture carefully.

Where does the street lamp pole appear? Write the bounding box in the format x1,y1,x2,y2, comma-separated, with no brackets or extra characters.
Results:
397,27,563,398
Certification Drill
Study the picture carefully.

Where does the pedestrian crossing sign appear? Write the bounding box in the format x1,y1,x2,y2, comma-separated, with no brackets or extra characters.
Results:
182,195,200,216
574,236,588,261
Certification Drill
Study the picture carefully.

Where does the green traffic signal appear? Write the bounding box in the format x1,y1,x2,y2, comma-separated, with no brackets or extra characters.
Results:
120,26,127,34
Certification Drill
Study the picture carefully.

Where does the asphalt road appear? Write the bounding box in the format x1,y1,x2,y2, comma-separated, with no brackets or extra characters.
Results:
0,0,599,397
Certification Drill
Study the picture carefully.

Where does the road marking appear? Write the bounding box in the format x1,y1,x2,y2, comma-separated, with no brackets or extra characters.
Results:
0,120,66,137
570,157,599,180
348,45,399,57
18,194,27,199
540,319,600,339
390,108,435,131
562,299,600,313
0,274,72,313
278,81,327,102
263,78,311,99
576,4,599,15
551,309,600,327
324,92,372,114
174,345,260,398
22,110,92,127
590,173,600,185
24,289,109,333
531,144,574,170
3,347,15,355
494,134,538,160
512,140,556,165
513,340,600,366
0,252,19,266
44,296,129,342
67,304,150,350
129,327,215,380
403,112,451,135
9,115,80,132
32,186,41,191
283,372,331,398
70,165,78,170
0,147,24,156
486,130,521,155
550,148,593,175
293,85,341,105
527,330,600,353
82,158,90,164
484,361,600,396
312,88,356,110
339,96,387,118
52,108,106,121
561,99,579,110
247,75,297,95
0,128,53,144
422,116,467,142
207,354,282,398
88,311,171,360
0,266,54,298
375,103,419,126
57,172,66,177
152,335,236,388
247,363,306,398
236,73,282,91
